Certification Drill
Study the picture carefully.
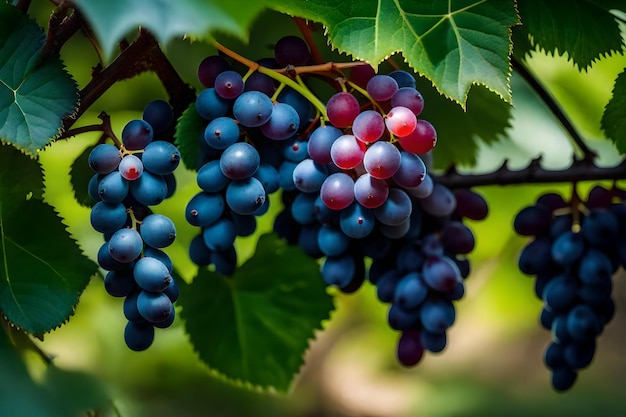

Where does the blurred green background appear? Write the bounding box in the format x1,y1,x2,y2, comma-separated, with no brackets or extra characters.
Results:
20,1,626,416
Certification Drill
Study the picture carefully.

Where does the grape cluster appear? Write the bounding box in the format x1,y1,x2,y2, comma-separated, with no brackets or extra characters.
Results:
187,36,487,368
370,186,487,365
88,100,181,351
514,185,625,390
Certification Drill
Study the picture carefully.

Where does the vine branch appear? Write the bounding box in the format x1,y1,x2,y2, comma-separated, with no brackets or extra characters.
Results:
435,157,626,189
62,29,195,132
512,57,597,162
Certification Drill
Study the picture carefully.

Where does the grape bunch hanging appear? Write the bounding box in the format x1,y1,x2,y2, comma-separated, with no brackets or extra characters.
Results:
183,35,487,367
514,185,626,391
88,100,181,351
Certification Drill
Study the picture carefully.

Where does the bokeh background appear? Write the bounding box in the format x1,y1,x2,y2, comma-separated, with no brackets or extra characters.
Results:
22,1,626,415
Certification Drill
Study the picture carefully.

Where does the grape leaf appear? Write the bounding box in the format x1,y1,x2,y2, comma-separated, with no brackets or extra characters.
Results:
0,145,97,334
516,0,625,68
174,103,206,171
0,3,78,155
70,0,268,60
422,83,512,168
269,0,518,106
179,233,334,392
70,145,96,207
601,69,626,153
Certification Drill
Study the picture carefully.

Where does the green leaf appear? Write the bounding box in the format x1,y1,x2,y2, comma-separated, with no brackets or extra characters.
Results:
601,69,626,153
70,145,96,207
0,3,78,155
179,233,334,392
174,103,205,172
71,0,268,60
0,145,97,334
424,83,512,168
269,0,518,106
516,0,625,68
0,328,108,417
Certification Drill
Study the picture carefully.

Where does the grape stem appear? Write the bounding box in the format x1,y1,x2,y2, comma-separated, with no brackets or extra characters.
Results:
512,57,597,162
435,156,626,188
214,41,329,120
60,111,122,147
61,29,195,133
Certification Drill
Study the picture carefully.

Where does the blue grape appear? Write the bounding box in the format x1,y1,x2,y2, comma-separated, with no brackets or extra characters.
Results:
518,236,553,275
514,205,551,236
253,163,280,194
89,144,121,174
261,102,300,140
97,171,129,203
420,297,456,334
551,231,585,266
90,202,128,233
277,87,313,127
393,271,428,310
374,188,412,226
233,91,273,127
225,177,266,215
142,141,181,175
581,209,619,246
420,330,446,353
292,159,328,193
129,171,168,206
140,214,176,248
202,217,237,251
122,119,153,150
542,274,578,313
230,211,257,237
97,242,128,271
108,228,143,263
134,256,171,292
280,138,309,162
339,202,375,239
143,246,173,272
321,254,355,287
211,246,238,276
124,320,155,351
142,99,174,134
137,290,173,324
307,125,342,164
578,248,613,285
104,268,135,297
278,160,299,191
291,192,317,225
163,277,180,303
392,151,426,189
204,117,240,150
185,192,225,227
566,305,601,342
123,292,143,322
387,303,420,331
317,225,350,256
189,234,213,266
197,160,230,192
196,88,230,120
388,70,416,89
220,142,260,180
